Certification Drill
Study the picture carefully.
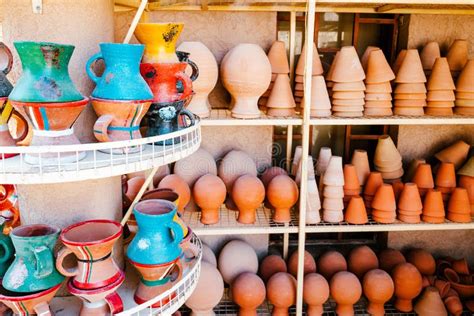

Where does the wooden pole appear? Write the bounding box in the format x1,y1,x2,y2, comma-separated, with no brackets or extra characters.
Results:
123,0,149,44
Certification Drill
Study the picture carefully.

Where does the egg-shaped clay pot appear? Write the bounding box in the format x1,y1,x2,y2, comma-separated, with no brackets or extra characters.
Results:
232,272,266,316
218,240,259,284
158,174,191,213
303,273,329,316
317,250,348,280
267,272,297,316
194,174,226,224
232,175,265,224
363,269,395,316
259,255,287,283
330,271,362,316
173,148,217,187
406,249,436,275
261,166,288,187
202,243,217,266
288,250,317,277
391,263,423,312
267,175,299,223
185,261,224,315
348,246,379,279
221,44,272,119
378,248,406,273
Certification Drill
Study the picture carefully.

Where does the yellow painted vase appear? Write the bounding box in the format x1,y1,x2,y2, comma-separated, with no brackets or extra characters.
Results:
134,23,183,63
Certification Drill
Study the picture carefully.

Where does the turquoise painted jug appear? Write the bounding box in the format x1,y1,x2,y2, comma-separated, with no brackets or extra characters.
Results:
3,224,64,293
9,41,83,102
0,218,14,277
86,43,153,101
127,199,184,265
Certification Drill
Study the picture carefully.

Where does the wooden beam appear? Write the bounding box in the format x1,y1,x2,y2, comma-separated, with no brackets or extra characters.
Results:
376,4,402,13
201,0,209,10
115,0,143,9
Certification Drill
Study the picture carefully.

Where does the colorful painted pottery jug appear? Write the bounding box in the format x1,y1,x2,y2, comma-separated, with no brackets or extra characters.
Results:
0,184,20,235
56,220,123,290
134,23,184,63
127,199,184,265
0,282,61,316
0,98,28,158
9,41,83,102
0,42,14,97
91,98,151,154
3,224,64,293
86,43,153,101
0,218,14,277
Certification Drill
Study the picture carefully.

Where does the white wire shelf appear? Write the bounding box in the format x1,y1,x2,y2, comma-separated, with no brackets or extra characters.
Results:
51,233,202,316
310,114,474,126
181,204,299,235
0,122,201,184
201,109,303,126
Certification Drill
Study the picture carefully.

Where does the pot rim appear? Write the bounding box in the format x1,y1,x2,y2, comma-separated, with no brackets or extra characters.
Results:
0,281,61,301
67,270,125,295
60,219,123,246
11,224,59,239
10,97,89,108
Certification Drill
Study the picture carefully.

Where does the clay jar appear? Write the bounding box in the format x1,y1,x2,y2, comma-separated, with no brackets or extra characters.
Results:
173,148,217,187
232,175,265,224
259,255,287,283
218,240,258,284
221,44,272,119
158,174,191,214
363,269,395,316
267,272,297,316
261,166,288,188
406,248,436,275
391,263,423,312
303,273,329,316
317,250,347,280
184,261,224,315
348,246,379,279
267,175,299,223
288,250,316,278
414,286,448,316
193,174,226,225
232,272,266,316
330,271,362,316
378,248,406,272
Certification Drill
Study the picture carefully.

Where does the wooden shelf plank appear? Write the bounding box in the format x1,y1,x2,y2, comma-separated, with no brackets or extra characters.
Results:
201,109,303,126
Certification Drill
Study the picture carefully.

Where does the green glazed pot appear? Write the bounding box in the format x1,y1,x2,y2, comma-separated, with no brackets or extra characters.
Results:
2,224,64,293
0,218,14,277
9,41,84,102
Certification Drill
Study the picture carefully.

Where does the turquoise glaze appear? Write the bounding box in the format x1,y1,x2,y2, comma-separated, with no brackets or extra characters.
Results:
0,219,14,277
86,43,153,100
127,199,184,265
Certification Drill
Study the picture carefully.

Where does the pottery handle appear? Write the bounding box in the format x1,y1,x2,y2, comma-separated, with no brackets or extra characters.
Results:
104,291,124,314
167,220,184,248
178,109,196,128
186,58,199,82
33,302,52,316
3,206,19,234
0,42,13,75
0,238,13,264
175,72,194,100
55,246,78,277
11,110,29,142
33,245,54,279
85,52,104,84
93,114,114,143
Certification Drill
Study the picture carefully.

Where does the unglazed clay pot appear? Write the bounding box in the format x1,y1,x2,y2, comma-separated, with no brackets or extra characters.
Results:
296,42,324,76
452,258,470,275
444,296,463,316
232,175,265,224
330,271,362,316
267,175,298,223
268,41,290,74
288,250,316,278
414,286,448,316
395,49,426,83
435,162,456,188
447,187,471,222
421,42,441,72
422,189,445,222
174,148,217,187
363,172,384,198
317,250,347,280
266,74,296,117
158,174,191,213
363,269,395,316
303,273,329,316
184,261,224,315
412,163,434,196
259,254,287,283
232,272,266,316
202,243,217,266
435,140,470,170
218,240,258,284
447,39,468,74
348,246,379,279
177,42,218,118
392,263,423,312
351,149,370,185
344,196,368,224
365,49,395,84
378,248,406,273
267,272,297,316
331,46,365,83
193,174,226,224
221,44,271,118
261,167,288,188
406,249,436,275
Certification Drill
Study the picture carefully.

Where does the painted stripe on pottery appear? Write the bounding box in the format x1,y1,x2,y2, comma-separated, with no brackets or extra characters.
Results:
84,246,94,283
140,276,170,287
39,107,50,130
28,106,40,129
19,302,29,316
93,129,103,134
77,245,90,283
107,126,140,131
129,106,141,139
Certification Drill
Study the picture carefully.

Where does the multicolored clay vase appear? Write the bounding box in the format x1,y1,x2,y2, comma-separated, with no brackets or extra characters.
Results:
3,224,64,293
0,217,14,278
0,42,13,98
134,23,184,64
86,43,153,101
9,42,83,103
56,220,123,291
0,97,28,158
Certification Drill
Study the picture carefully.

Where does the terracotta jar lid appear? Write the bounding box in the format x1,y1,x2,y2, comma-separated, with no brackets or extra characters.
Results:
395,49,427,83
378,248,406,273
317,250,347,280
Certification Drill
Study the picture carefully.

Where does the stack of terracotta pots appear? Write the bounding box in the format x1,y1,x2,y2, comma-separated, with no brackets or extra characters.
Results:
325,51,339,97
372,183,397,223
351,149,371,188
374,135,404,180
364,49,395,116
446,39,469,79
422,189,446,223
393,49,427,116
322,156,345,223
434,140,470,170
412,163,435,197
343,164,361,207
435,162,457,205
393,49,407,76
425,58,456,116
363,171,383,211
307,75,332,117
294,42,324,108
458,157,474,214
454,59,474,116
420,41,441,76
397,183,423,223
447,187,471,223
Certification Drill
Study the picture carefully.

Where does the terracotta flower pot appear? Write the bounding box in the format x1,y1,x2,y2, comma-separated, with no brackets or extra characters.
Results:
414,286,448,316
406,249,436,275
332,81,366,92
395,83,427,94
427,57,456,91
343,164,360,191
296,42,324,76
435,162,456,188
218,240,258,284
412,163,434,195
267,175,298,223
303,273,329,316
232,272,266,316
374,135,402,165
350,150,370,186
365,82,392,93
174,147,217,187
446,39,468,73
158,174,191,213
324,186,344,199
444,296,463,316
392,181,404,201
422,189,446,220
259,255,287,283
458,175,474,215
392,49,407,75
323,156,344,186
267,272,297,316
194,174,226,224
345,196,368,224
348,246,379,279
361,46,380,71
330,271,362,316
395,49,427,83
365,49,395,84
391,263,423,312
363,171,384,199
421,42,441,72
427,90,456,101
378,248,406,273
372,184,396,212
266,74,296,117
398,183,423,213
363,269,394,316
317,250,347,280
447,187,471,216
288,250,317,277
456,59,474,92
458,156,474,177
331,46,365,83
307,76,331,117
268,41,290,74
435,140,470,170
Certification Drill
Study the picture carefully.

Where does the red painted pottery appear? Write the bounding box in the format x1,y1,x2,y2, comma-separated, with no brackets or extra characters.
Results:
158,174,191,213
267,175,299,223
288,250,316,277
391,263,423,312
56,220,123,290
193,174,226,224
259,255,287,283
330,271,362,316
378,248,406,272
303,273,329,316
414,286,448,316
232,272,266,316
363,269,394,316
317,250,347,280
232,175,265,224
0,98,28,159
218,240,258,284
348,246,379,279
406,249,436,275
267,272,297,316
